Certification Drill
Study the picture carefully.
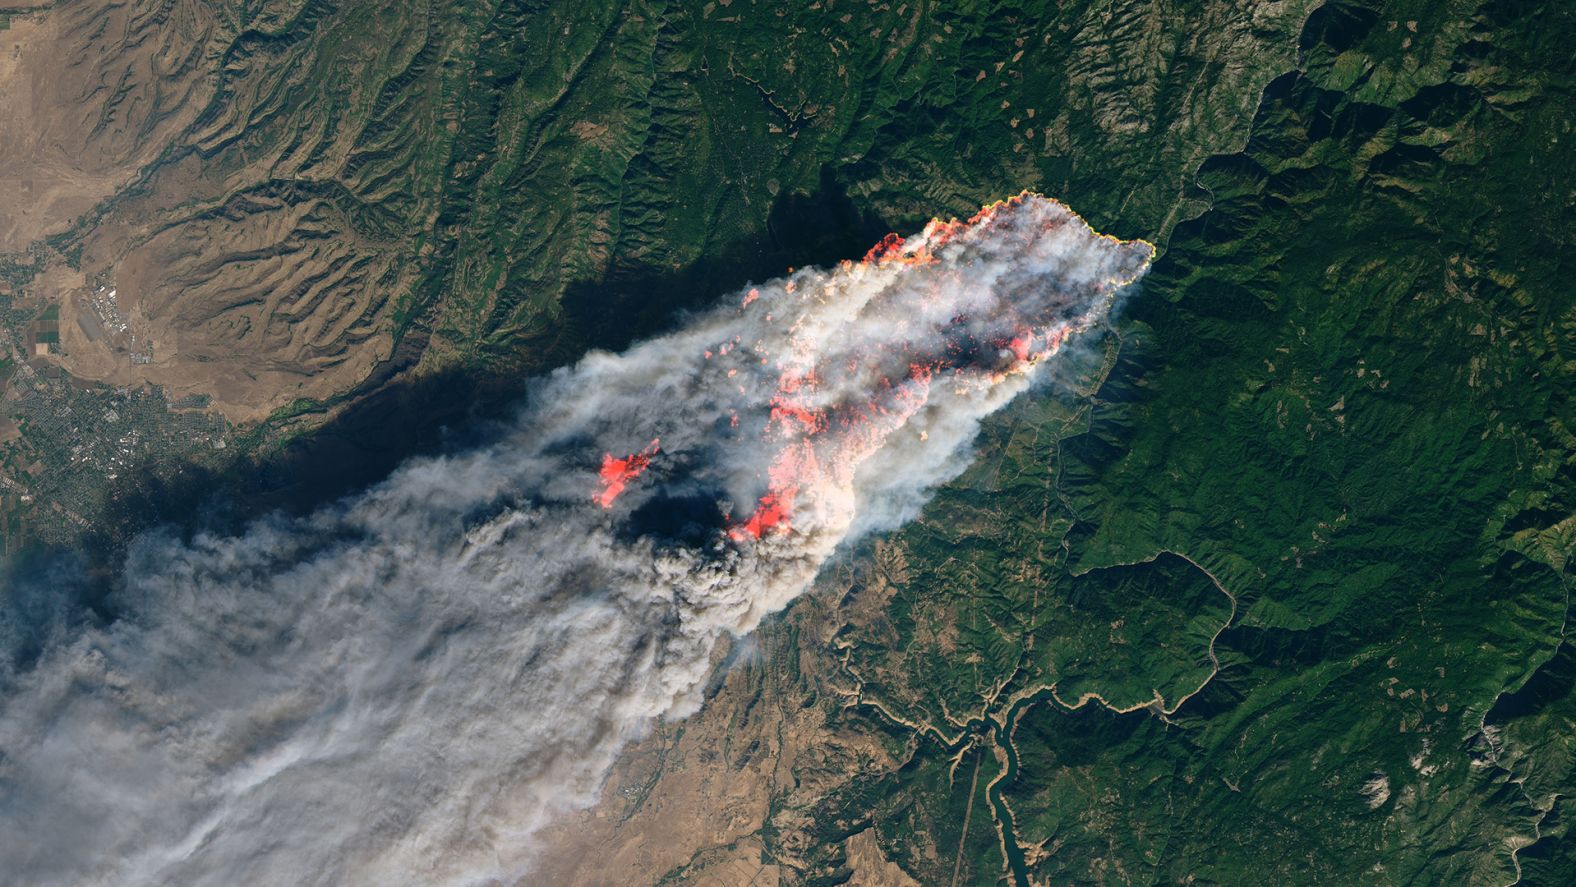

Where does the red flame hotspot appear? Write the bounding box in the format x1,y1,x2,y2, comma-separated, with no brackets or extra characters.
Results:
728,489,796,541
594,438,661,508
1006,331,1032,363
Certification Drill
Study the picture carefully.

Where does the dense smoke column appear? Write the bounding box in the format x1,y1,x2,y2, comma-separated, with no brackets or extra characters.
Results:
0,194,1152,886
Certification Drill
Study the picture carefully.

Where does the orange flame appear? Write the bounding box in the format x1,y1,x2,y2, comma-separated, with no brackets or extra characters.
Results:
728,489,796,540
594,438,661,508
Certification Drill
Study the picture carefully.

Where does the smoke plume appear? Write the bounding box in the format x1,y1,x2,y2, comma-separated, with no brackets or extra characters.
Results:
0,194,1152,885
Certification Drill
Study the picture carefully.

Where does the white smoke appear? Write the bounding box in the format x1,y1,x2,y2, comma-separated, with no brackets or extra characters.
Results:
0,195,1151,886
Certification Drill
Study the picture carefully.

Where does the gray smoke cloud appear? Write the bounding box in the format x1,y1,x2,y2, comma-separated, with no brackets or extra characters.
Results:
0,195,1151,885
